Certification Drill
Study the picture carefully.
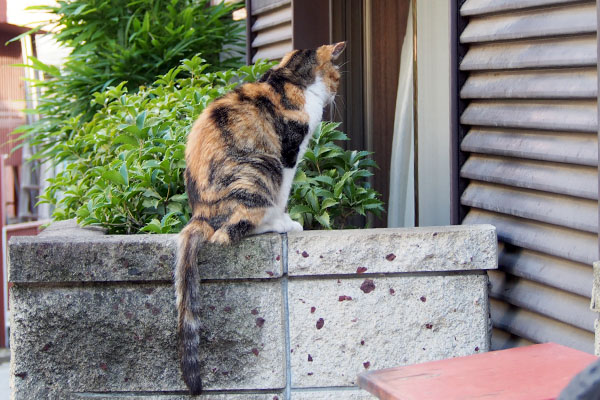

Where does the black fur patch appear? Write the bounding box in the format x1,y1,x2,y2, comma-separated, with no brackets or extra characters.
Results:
194,214,230,231
225,188,272,208
234,87,251,102
217,173,240,188
265,73,299,110
211,106,234,144
207,159,218,185
185,168,201,207
258,50,319,111
253,95,277,116
275,118,309,168
227,219,255,242
247,155,283,186
251,176,273,196
283,49,317,86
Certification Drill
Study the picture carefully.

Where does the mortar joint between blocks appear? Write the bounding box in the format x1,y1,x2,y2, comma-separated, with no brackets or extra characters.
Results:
282,233,292,399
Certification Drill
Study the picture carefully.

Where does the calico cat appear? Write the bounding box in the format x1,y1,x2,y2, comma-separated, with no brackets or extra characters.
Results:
175,42,346,394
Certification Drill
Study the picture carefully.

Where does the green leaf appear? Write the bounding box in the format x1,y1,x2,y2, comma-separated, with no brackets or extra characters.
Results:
169,193,188,202
136,110,147,130
119,163,129,186
289,204,312,215
114,135,139,146
306,191,319,213
140,219,162,233
314,211,330,229
321,198,338,209
102,170,125,186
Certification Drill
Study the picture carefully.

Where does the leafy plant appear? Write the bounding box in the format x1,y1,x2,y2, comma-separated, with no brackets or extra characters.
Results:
40,56,273,234
13,0,244,162
289,122,384,229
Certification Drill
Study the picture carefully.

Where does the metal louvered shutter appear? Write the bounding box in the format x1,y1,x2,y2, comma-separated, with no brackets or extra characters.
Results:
457,0,598,353
248,0,293,63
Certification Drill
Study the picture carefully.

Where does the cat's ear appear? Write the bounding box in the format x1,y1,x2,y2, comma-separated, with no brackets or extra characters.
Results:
331,41,346,60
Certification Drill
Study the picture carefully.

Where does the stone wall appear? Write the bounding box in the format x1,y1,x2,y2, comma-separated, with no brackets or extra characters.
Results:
592,262,600,356
8,223,497,399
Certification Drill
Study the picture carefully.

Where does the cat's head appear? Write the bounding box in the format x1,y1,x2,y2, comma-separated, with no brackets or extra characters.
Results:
315,42,346,95
271,42,346,99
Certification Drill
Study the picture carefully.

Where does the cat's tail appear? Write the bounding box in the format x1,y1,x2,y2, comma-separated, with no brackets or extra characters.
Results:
175,219,208,395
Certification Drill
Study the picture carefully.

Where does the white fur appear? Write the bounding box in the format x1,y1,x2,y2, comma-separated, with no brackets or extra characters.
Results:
254,75,332,234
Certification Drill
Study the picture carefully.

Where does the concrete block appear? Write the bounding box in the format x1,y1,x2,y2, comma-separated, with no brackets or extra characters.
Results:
69,394,284,400
594,319,600,356
9,225,496,398
291,389,376,399
592,262,600,312
9,233,283,283
287,226,497,276
288,274,489,388
10,282,285,399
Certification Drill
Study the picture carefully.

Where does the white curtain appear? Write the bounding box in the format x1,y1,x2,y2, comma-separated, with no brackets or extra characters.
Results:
387,3,414,228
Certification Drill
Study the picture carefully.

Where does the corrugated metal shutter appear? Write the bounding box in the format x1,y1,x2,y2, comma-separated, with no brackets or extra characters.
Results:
458,0,598,353
249,0,292,63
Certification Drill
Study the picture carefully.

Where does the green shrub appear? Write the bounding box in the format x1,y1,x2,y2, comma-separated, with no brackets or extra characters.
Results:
289,122,384,229
40,57,383,234
40,56,273,234
14,0,244,161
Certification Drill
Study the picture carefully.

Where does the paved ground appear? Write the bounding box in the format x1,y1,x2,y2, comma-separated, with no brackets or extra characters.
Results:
0,361,9,399
0,348,11,399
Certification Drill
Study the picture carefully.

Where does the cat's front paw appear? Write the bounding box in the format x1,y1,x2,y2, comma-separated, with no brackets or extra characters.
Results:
283,214,303,233
288,220,303,233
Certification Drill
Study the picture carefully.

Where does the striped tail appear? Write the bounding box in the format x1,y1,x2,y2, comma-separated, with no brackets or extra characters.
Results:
175,220,206,395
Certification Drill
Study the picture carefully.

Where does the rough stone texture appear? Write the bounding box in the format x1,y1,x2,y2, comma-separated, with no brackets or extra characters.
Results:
592,262,600,311
9,233,283,282
288,274,490,388
37,218,108,237
291,389,376,399
69,394,284,400
287,225,497,276
592,262,600,356
9,225,496,399
10,282,285,399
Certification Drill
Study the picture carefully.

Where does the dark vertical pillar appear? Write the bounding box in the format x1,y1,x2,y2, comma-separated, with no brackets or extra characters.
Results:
450,0,469,225
292,0,330,49
245,0,254,65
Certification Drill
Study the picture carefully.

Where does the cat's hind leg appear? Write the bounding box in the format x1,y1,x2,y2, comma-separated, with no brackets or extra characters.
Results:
209,207,267,244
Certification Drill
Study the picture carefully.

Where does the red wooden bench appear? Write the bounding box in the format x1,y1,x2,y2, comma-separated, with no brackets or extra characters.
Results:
358,343,597,400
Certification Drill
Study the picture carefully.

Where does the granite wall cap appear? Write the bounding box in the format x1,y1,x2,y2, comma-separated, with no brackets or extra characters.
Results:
591,261,600,312
37,219,108,237
288,225,497,276
9,233,283,283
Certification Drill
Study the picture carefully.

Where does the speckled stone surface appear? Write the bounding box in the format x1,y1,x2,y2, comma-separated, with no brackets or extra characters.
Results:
287,225,497,276
10,282,285,399
291,389,376,399
68,394,284,400
9,222,496,399
596,318,600,357
592,262,600,311
288,274,490,388
593,262,599,356
9,233,283,282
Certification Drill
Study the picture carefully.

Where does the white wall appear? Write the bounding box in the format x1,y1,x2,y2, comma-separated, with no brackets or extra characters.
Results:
416,0,450,226
6,0,58,28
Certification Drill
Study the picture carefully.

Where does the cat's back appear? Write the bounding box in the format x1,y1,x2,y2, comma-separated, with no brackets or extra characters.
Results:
186,81,285,172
